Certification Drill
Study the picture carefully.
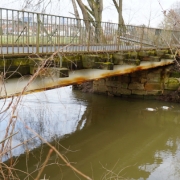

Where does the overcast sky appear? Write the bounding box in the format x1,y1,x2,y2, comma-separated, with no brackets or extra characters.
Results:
0,0,179,27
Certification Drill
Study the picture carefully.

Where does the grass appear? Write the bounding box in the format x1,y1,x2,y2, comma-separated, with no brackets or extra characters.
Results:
0,35,80,45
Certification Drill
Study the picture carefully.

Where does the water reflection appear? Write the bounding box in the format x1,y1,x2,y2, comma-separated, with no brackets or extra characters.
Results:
1,86,180,179
0,86,89,160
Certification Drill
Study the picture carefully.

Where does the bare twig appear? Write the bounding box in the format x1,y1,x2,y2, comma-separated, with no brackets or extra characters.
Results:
25,125,92,180
35,149,53,180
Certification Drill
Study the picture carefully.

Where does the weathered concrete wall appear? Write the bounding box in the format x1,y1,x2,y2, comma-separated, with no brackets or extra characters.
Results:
92,65,180,99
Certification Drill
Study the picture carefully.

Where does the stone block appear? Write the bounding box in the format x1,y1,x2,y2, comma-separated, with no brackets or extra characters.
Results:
93,62,102,69
140,77,147,84
128,82,144,90
169,72,180,78
164,83,180,90
30,66,60,77
165,77,179,83
145,82,163,91
147,73,162,83
93,62,114,70
169,49,176,54
149,68,162,74
132,90,147,95
149,56,161,62
162,54,174,59
117,82,128,89
29,59,43,67
130,72,137,77
124,59,141,66
112,53,126,60
93,84,98,92
93,80,99,86
102,63,114,70
98,84,107,93
100,54,112,62
107,86,113,92
141,70,148,76
82,55,100,69
141,56,151,61
138,51,147,57
116,76,122,81
163,90,174,95
106,80,112,86
97,79,105,85
112,53,127,65
1,66,30,78
114,59,124,65
121,75,130,83
106,80,117,87
130,51,138,58
146,90,163,95
130,71,144,77
30,59,57,68
121,83,129,89
155,50,165,56
117,88,131,95
112,87,117,94
131,77,141,83
147,50,155,56
164,77,180,90
56,68,69,78
147,76,162,83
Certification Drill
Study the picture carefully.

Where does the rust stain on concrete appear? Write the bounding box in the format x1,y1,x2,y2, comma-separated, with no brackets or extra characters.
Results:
1,59,174,98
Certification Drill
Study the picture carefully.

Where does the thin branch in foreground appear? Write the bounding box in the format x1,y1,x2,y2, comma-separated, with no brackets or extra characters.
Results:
25,125,92,180
35,148,53,180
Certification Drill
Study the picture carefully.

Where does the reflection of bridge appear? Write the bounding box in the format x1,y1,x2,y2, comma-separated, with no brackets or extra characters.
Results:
0,8,177,97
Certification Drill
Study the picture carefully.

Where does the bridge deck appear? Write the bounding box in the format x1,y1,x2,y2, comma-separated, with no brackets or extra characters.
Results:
0,59,174,98
0,45,155,57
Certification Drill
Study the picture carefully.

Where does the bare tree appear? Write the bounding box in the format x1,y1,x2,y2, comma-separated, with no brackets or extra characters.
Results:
72,0,103,43
112,0,124,26
159,1,180,30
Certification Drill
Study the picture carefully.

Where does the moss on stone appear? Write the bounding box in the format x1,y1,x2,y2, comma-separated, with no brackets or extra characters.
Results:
170,71,180,78
138,51,147,57
147,50,155,56
130,51,138,58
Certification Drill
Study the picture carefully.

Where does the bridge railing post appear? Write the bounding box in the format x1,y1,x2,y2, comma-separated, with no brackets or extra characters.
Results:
140,25,145,50
117,24,120,51
87,21,90,52
36,13,40,54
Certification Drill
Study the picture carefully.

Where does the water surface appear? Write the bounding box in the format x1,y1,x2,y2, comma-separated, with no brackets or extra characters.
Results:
1,86,180,180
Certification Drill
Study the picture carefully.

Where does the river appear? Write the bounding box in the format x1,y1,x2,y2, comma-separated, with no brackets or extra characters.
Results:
1,86,180,180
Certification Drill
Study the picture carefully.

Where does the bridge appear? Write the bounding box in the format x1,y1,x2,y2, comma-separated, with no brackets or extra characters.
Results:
0,8,179,98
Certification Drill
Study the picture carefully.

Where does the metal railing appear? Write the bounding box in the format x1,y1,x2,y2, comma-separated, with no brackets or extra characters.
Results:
0,8,180,55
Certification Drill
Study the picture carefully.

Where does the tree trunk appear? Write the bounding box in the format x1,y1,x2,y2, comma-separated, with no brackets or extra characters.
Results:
76,0,90,30
112,0,124,25
73,0,104,43
87,0,103,43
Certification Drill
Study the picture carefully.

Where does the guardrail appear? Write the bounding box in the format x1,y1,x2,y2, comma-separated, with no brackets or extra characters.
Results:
0,8,180,55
